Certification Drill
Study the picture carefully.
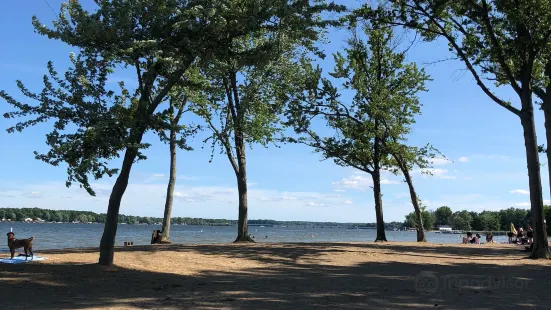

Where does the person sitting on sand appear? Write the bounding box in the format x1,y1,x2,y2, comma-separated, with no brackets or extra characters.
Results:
465,232,473,244
517,227,525,244
470,233,481,244
486,232,494,243
507,231,515,244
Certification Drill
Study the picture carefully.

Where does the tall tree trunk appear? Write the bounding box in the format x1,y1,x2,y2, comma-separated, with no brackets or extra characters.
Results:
371,170,387,242
396,156,426,242
538,60,551,257
234,136,253,242
519,90,550,259
161,128,177,242
98,129,146,265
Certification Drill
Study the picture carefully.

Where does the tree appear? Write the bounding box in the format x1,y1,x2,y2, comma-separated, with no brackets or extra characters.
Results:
472,211,501,231
1,0,332,265
357,0,550,258
159,93,187,243
423,208,436,231
287,26,429,242
451,211,473,231
544,205,551,236
194,4,341,242
7,212,16,221
53,212,64,223
77,214,89,223
435,206,453,227
155,77,202,242
41,210,51,221
519,3,551,232
499,207,529,230
388,144,441,241
405,205,434,232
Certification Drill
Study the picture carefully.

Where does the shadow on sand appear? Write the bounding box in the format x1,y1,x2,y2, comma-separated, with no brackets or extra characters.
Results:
1,242,550,309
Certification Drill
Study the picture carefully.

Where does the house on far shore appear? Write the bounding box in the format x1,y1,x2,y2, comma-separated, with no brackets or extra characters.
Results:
437,225,452,232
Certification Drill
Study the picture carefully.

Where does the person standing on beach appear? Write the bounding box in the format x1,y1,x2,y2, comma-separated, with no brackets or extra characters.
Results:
527,226,534,244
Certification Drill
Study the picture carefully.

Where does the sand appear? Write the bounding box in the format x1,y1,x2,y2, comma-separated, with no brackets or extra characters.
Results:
1,242,550,309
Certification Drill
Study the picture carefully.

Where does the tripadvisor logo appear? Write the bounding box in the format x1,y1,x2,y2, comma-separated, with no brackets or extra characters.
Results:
414,271,528,295
414,271,439,295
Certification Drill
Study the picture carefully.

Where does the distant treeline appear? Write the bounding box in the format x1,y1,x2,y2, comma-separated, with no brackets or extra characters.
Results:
0,208,403,227
404,206,551,234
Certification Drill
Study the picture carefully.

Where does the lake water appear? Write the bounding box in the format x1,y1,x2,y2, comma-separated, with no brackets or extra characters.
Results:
0,223,512,251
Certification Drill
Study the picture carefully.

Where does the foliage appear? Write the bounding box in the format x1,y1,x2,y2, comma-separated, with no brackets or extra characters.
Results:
0,207,404,228
1,55,132,196
472,211,501,231
1,0,226,195
355,0,551,117
406,206,543,231
286,25,430,176
434,206,453,227
450,210,473,231
2,0,340,195
405,206,435,230
194,0,345,172
195,35,308,169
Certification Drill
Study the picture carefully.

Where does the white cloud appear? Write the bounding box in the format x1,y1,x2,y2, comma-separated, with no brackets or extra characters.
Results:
381,178,400,184
460,155,510,162
334,189,346,192
394,193,410,199
513,200,551,207
22,191,43,198
0,180,361,222
430,157,452,166
343,200,353,204
514,202,531,207
420,194,510,212
306,202,325,207
333,175,399,191
416,168,456,179
511,189,530,195
140,173,199,184
282,196,298,200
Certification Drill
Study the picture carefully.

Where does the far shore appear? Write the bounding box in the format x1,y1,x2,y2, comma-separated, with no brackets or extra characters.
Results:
1,242,550,309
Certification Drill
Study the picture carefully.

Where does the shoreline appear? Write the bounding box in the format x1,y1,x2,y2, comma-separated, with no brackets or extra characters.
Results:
1,242,550,309
4,238,531,253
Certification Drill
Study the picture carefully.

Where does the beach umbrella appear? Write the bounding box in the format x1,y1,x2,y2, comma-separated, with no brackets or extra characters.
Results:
510,223,517,235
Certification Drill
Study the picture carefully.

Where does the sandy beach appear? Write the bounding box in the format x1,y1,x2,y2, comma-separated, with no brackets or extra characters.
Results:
1,242,550,309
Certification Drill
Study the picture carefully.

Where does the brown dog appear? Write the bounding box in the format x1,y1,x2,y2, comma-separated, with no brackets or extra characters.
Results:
6,232,34,260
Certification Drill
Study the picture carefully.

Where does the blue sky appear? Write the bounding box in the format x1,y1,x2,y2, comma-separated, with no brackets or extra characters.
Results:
0,0,549,223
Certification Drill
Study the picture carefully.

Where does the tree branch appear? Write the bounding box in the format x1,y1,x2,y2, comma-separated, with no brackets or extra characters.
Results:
411,2,521,116
223,76,238,123
173,96,188,125
305,130,373,174
205,117,239,175
479,0,522,94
